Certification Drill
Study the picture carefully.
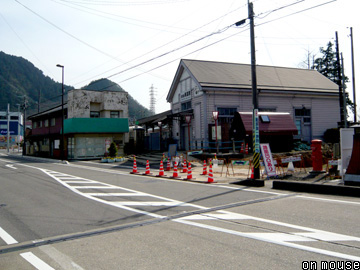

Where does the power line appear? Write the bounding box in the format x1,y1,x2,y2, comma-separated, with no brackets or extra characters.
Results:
58,0,193,6
15,0,126,64
112,1,339,86
256,0,305,19
53,0,195,33
69,4,246,86
255,0,337,28
105,24,234,80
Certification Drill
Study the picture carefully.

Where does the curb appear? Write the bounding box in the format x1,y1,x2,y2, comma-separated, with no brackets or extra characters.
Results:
231,179,265,187
272,181,360,198
4,153,65,164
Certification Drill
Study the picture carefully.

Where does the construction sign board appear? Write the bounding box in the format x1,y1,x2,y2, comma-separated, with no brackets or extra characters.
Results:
281,155,302,163
260,143,277,177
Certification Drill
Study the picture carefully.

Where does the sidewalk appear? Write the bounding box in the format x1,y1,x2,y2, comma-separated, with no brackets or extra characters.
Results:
3,150,360,198
128,159,360,197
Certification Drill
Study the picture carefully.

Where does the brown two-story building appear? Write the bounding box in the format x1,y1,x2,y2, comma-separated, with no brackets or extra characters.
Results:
27,89,129,159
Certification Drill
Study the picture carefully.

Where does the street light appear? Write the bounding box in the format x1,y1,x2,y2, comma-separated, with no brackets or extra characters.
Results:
212,111,219,153
185,115,191,150
56,64,65,161
158,121,162,150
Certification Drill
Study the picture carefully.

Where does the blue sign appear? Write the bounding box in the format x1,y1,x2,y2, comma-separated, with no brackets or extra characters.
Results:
0,121,20,135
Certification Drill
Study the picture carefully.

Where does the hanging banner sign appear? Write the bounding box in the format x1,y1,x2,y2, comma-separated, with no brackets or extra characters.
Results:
260,143,277,177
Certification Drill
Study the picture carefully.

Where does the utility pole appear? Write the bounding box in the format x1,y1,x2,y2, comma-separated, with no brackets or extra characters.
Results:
6,104,10,154
248,0,260,180
335,32,345,127
350,27,357,123
22,96,28,156
341,53,348,128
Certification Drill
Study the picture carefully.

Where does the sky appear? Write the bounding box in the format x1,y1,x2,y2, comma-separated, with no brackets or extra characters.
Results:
1,0,359,120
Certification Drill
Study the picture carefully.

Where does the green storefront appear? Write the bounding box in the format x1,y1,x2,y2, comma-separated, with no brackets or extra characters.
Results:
64,118,129,159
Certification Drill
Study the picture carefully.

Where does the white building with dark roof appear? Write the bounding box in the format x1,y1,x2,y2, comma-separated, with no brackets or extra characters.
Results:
166,59,340,151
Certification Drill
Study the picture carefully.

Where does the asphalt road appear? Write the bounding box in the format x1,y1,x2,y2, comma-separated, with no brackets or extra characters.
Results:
0,155,360,270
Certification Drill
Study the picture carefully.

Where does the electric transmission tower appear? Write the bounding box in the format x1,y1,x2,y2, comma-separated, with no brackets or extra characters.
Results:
149,84,156,114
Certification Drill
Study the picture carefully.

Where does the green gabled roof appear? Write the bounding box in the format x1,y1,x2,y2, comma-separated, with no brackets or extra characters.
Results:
64,118,129,134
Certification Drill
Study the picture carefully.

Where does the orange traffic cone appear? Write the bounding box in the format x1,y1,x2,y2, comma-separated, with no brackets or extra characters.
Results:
156,160,166,177
182,160,187,173
200,160,207,175
240,142,244,153
184,162,195,180
171,161,180,178
245,143,249,155
165,159,171,171
143,160,152,175
250,166,254,179
130,156,138,174
207,163,214,183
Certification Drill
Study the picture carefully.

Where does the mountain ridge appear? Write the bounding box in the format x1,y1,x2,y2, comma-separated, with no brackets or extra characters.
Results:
0,51,152,121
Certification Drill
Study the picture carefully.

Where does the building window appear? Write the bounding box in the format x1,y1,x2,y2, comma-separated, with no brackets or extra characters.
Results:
51,118,56,126
33,122,37,129
90,111,100,118
295,108,311,117
10,116,19,120
110,111,120,118
44,119,49,127
218,108,237,116
38,121,42,128
218,107,237,124
181,101,191,111
260,115,270,123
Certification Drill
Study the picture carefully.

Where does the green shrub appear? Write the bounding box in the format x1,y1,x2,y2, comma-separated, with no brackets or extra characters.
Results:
108,142,118,157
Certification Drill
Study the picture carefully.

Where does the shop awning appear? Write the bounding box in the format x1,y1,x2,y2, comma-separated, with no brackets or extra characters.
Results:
64,118,129,134
239,112,298,136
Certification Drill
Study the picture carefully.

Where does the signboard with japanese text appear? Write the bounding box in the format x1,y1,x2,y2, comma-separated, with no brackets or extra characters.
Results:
211,126,222,140
281,155,302,163
260,143,277,177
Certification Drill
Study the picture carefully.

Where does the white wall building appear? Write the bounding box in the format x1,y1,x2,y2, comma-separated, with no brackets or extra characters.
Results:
166,59,340,151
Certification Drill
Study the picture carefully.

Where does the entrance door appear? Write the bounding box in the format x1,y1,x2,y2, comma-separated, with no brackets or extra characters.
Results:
295,108,312,143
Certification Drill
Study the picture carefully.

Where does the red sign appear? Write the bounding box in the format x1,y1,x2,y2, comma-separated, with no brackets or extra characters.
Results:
260,144,277,177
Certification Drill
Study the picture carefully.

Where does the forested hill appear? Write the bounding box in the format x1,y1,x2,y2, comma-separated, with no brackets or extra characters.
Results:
81,78,152,120
0,51,69,114
0,51,152,120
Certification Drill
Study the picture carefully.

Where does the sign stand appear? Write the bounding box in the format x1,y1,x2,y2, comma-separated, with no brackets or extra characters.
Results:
260,143,277,178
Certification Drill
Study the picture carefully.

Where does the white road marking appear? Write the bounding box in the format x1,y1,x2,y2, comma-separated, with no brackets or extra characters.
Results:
63,162,360,205
87,193,149,196
296,195,360,205
63,180,96,184
0,226,18,245
70,186,123,189
113,201,193,206
176,219,360,261
35,167,360,261
20,252,55,270
5,164,16,169
0,227,60,270
241,232,316,242
38,245,85,270
4,161,360,261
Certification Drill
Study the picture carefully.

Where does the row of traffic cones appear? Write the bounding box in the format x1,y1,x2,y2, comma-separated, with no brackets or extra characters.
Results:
130,157,214,183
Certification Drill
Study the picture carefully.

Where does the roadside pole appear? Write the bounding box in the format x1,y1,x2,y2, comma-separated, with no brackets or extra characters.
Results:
7,103,10,154
248,1,260,179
